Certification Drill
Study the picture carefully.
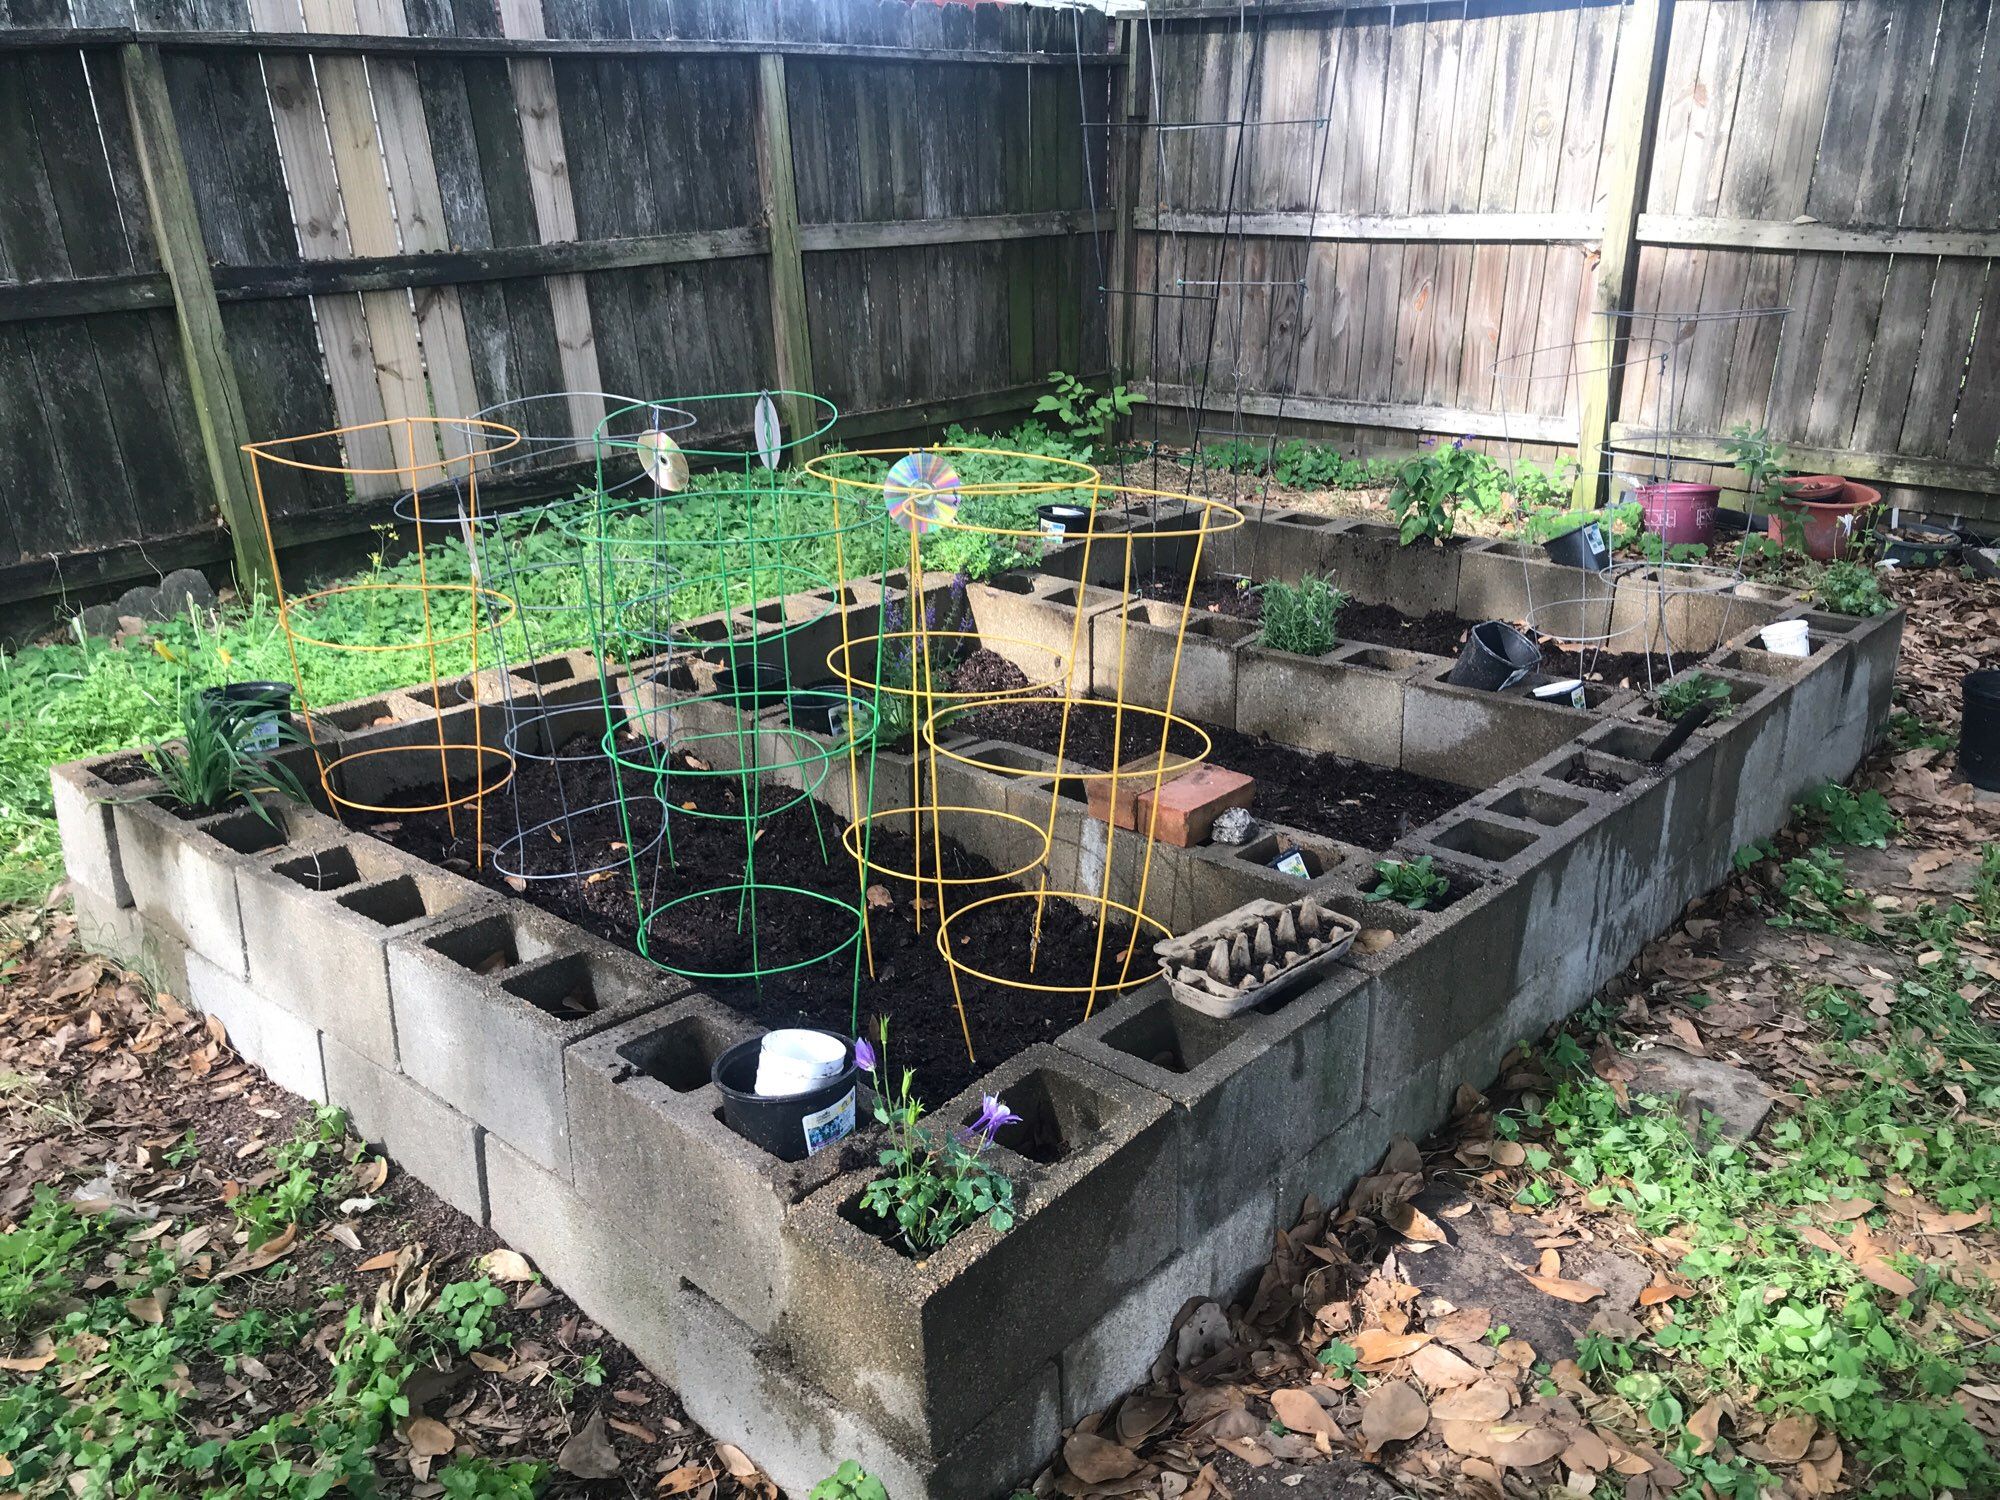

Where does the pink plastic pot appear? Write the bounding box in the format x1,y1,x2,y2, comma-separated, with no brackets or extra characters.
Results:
1768,480,1880,561
1635,482,1720,546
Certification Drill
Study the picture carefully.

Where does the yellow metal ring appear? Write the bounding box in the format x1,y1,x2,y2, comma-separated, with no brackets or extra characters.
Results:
841,805,1054,887
924,697,1211,780
318,743,515,816
933,889,1173,994
825,630,1070,701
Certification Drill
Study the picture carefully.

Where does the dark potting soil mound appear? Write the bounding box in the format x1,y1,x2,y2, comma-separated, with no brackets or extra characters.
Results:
93,753,156,787
1332,603,1472,658
955,698,1471,851
1535,645,1684,691
1565,763,1635,797
360,737,1136,1097
1134,571,1262,621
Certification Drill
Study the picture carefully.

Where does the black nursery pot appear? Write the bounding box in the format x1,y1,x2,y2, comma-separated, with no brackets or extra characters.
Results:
1962,670,2000,793
1878,522,1961,569
711,1034,860,1162
1037,503,1093,538
715,661,787,707
1542,521,1610,572
1447,621,1541,692
200,681,295,749
787,681,855,735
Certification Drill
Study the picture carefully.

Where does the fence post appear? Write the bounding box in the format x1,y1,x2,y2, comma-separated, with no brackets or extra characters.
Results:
755,51,819,460
1109,16,1148,395
119,42,273,597
1573,0,1674,511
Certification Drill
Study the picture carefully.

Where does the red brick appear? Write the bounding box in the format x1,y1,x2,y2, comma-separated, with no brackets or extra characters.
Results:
1134,765,1255,847
1085,754,1180,831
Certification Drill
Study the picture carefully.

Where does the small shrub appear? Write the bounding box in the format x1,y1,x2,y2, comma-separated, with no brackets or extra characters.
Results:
1200,437,1267,475
1797,782,1900,848
1509,455,1578,508
143,686,309,823
1389,438,1505,545
1032,370,1144,452
231,1104,357,1248
1813,559,1891,616
1656,673,1736,723
1273,441,1393,489
1365,856,1451,910
1720,423,1789,511
1256,574,1348,657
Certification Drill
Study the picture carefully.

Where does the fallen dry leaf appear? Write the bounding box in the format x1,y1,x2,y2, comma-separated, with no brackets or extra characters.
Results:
1386,1202,1449,1244
1764,1411,1817,1464
1352,1327,1433,1366
479,1248,537,1284
404,1416,455,1457
1688,1398,1723,1456
1359,1379,1430,1450
1430,1379,1512,1423
0,1334,55,1372
1270,1387,1338,1438
1638,1276,1695,1306
1520,1270,1606,1304
557,1408,621,1479
1064,1430,1142,1484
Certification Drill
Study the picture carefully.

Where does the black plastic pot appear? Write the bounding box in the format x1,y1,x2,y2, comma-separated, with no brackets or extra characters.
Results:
1447,621,1541,692
1962,670,2000,793
715,661,786,707
1877,522,1961,569
787,681,856,735
711,1034,860,1162
1714,507,1753,535
1542,521,1610,572
200,681,294,750
1037,503,1093,538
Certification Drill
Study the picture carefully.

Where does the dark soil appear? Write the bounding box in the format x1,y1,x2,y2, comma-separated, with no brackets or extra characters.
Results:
1565,763,1636,797
1535,644,1683,690
1332,602,1472,658
93,752,154,786
955,698,1472,852
362,736,1137,1098
1134,571,1262,621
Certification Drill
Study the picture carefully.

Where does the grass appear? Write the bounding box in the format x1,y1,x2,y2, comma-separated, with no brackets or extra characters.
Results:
0,423,1091,907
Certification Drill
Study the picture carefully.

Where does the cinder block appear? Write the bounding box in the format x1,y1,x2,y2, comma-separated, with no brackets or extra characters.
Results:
482,1135,685,1382
1234,645,1412,765
1243,513,1344,584
112,798,339,977
1400,670,1606,787
69,883,189,1001
1059,1190,1277,1423
184,949,326,1103
675,1282,1061,1500
388,905,676,1177
966,575,1117,693
1060,967,1369,1244
51,758,134,908
1321,525,1473,613
1277,1056,1448,1222
1455,545,1608,628
238,836,485,1067
564,995,855,1335
778,1045,1175,1456
320,1034,487,1221
1087,604,1249,730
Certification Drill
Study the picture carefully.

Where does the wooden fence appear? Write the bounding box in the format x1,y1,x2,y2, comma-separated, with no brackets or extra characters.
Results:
1120,0,2000,519
0,0,1113,606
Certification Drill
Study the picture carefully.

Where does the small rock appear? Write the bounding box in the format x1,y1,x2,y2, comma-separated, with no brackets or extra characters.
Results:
157,567,217,617
75,603,123,638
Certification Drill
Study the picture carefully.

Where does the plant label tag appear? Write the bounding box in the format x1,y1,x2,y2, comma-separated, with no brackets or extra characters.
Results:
1582,522,1609,567
801,1087,856,1156
1272,850,1311,878
1041,518,1067,538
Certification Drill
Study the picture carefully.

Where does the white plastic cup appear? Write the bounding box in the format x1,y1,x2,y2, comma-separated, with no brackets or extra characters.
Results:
754,1029,847,1098
1760,620,1811,658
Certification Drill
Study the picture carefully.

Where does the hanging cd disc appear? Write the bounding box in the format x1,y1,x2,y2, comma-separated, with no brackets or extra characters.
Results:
754,393,783,472
882,452,961,535
635,428,688,493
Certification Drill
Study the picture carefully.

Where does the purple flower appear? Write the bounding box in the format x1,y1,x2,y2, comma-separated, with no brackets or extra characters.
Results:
854,1036,877,1073
971,1094,1022,1143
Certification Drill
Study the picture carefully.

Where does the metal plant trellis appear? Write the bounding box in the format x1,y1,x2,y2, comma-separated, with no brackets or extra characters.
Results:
242,416,523,864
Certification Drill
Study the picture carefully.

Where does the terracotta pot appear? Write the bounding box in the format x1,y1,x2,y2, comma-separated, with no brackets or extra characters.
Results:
1780,474,1846,503
1767,480,1881,561
1634,481,1719,546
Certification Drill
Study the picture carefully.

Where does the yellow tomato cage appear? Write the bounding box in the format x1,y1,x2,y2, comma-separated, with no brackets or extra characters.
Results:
805,449,1245,1059
241,417,524,864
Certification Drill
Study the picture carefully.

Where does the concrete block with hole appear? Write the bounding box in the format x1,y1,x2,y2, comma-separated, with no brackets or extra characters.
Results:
51,758,133,908
70,883,189,1001
387,906,677,1178
321,1033,487,1220
111,798,341,977
778,1044,1174,1456
237,835,487,1067
1322,525,1477,612
1086,602,1253,730
184,949,326,1103
563,994,854,1334
1235,642,1417,766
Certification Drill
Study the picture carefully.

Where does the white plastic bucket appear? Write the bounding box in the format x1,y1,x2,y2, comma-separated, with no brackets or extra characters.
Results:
754,1028,849,1098
1760,620,1811,658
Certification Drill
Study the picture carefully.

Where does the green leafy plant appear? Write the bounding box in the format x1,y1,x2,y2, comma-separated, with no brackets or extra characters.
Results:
856,1020,1016,1254
142,685,309,825
1721,424,1790,511
1508,455,1578,509
812,1461,891,1500
1200,437,1267,475
1813,558,1891,616
1032,370,1144,452
231,1105,358,1249
1656,672,1737,722
1638,532,1711,565
1317,1338,1360,1376
1365,856,1451,910
1255,574,1348,657
438,1457,547,1499
0,1189,100,1335
1271,442,1394,490
1388,438,1505,545
1797,782,1900,848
